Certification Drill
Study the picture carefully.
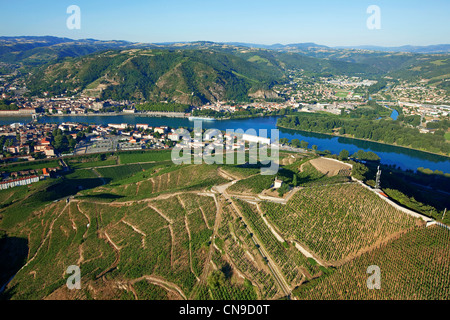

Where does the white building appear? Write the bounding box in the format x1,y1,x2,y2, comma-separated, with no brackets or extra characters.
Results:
168,133,180,141
108,123,129,129
0,175,40,190
242,133,271,145
273,178,283,189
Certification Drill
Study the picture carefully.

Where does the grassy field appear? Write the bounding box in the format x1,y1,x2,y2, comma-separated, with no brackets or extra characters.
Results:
445,132,450,141
67,156,117,169
0,159,60,173
119,150,173,164
227,157,349,195
88,163,228,202
227,174,274,194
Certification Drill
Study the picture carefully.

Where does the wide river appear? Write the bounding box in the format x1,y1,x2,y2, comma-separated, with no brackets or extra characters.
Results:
2,114,449,173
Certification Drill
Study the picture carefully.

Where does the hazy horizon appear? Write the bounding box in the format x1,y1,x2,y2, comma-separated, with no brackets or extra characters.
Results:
2,35,450,49
0,0,449,47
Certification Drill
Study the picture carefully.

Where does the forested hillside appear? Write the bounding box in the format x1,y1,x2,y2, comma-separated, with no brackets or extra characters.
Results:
26,49,284,104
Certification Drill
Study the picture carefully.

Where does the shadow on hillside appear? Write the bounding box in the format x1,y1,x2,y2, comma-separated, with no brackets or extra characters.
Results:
221,263,233,280
78,193,125,200
0,236,28,300
41,177,112,202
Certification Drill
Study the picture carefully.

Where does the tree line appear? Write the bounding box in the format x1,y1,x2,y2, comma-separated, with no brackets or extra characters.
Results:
277,113,450,155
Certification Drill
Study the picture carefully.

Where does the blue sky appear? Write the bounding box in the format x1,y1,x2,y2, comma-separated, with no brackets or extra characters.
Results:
0,0,449,46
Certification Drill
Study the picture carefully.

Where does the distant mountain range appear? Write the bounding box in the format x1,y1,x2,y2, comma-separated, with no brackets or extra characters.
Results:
335,44,450,54
225,42,450,54
1,36,449,103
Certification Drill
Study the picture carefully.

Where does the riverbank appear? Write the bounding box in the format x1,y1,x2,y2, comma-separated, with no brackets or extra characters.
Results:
1,114,448,173
277,124,450,159
47,111,189,118
0,111,36,116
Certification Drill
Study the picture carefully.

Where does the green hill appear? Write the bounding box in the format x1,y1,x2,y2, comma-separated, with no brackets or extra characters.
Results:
26,49,285,104
25,46,383,104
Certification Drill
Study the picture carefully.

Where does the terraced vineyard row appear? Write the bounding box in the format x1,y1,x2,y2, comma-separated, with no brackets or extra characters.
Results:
179,193,217,229
234,198,320,287
107,165,227,199
4,192,219,299
207,245,259,300
260,183,419,263
7,201,116,299
294,225,450,300
215,202,279,299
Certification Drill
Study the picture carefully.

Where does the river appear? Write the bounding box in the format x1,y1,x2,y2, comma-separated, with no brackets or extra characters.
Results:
1,114,449,173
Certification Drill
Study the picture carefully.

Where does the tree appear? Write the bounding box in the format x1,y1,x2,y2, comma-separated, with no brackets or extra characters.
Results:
277,183,290,197
292,174,298,187
68,136,76,149
352,162,369,181
339,149,349,160
300,140,309,149
76,131,86,142
207,270,226,290
291,139,300,148
352,150,380,161
53,134,71,152
312,145,318,152
52,128,63,137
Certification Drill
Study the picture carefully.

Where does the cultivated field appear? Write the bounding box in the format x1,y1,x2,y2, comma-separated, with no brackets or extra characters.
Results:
308,157,352,177
1,151,448,300
259,183,420,264
294,225,450,300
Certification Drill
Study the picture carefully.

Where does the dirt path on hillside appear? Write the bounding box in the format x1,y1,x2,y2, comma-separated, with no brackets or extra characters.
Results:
168,224,174,267
122,220,146,248
130,275,186,300
227,194,292,298
327,227,415,267
77,245,84,265
148,204,174,224
217,167,237,181
96,230,120,279
255,203,285,243
198,207,211,230
254,201,327,267
184,216,200,282
76,202,91,239
189,194,221,299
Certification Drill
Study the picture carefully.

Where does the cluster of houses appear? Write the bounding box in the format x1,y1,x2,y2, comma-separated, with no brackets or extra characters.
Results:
0,166,61,190
0,123,63,161
101,123,174,148
0,120,182,163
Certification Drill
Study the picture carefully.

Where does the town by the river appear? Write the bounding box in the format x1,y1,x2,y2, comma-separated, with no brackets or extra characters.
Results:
1,114,449,173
